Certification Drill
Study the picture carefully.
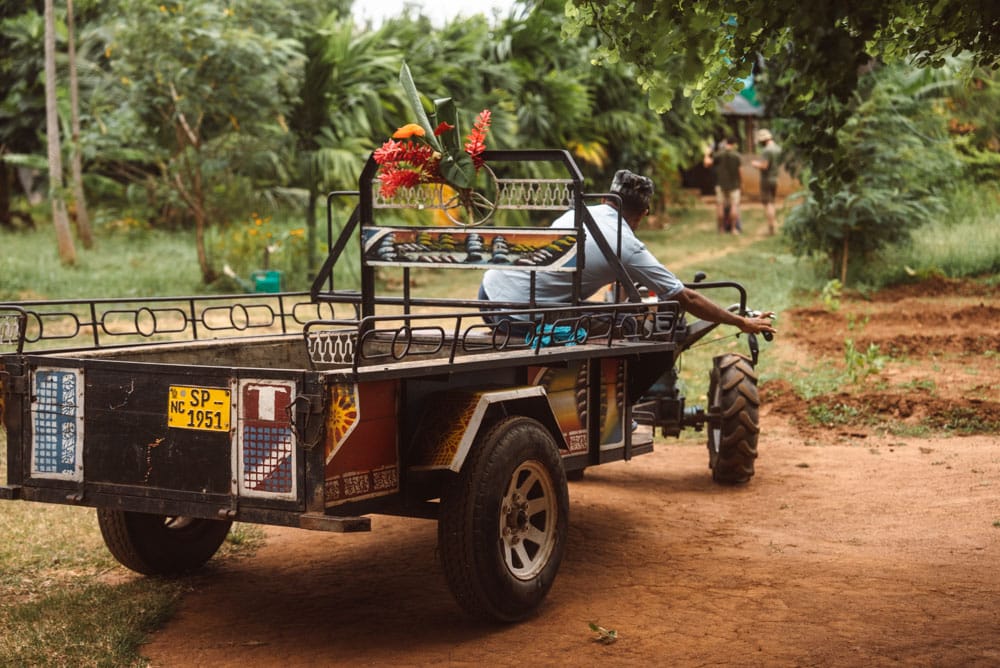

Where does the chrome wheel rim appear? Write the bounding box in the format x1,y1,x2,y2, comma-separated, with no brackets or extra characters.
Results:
499,460,558,580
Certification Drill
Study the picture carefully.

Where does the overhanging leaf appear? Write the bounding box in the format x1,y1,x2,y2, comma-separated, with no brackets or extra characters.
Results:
438,151,476,190
398,62,442,152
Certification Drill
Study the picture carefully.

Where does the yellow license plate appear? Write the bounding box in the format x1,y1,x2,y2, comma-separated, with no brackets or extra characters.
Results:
168,385,231,432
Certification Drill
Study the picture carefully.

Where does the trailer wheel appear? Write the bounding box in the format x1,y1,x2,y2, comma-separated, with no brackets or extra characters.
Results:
707,353,760,484
439,416,569,622
97,510,232,575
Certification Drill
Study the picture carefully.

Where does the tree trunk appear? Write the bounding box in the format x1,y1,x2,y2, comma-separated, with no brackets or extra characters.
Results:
840,235,849,286
168,86,216,285
44,0,76,265
0,162,10,229
171,151,217,285
192,163,217,284
67,0,93,248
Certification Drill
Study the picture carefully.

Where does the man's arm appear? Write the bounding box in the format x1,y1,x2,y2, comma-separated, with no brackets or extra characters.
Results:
674,287,776,335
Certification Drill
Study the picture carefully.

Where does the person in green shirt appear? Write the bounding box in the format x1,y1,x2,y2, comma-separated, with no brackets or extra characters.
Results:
752,129,782,235
703,137,743,234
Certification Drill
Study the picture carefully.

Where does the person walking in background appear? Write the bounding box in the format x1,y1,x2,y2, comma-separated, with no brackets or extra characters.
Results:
752,129,782,236
702,139,724,233
703,137,742,234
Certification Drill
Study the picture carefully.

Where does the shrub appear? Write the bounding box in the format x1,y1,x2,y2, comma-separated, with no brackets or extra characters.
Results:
784,62,962,284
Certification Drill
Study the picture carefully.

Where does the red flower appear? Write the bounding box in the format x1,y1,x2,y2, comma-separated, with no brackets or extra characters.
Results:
464,109,491,167
399,141,437,166
375,108,492,197
373,139,405,165
377,165,424,198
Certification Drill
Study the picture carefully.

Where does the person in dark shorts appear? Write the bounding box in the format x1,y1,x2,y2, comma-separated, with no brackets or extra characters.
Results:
752,129,782,235
704,137,743,234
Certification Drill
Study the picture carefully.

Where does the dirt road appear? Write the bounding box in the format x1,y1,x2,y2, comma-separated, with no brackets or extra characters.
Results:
144,277,1000,666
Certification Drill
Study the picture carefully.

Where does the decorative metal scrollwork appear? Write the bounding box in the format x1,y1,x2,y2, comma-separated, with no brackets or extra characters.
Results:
307,330,357,366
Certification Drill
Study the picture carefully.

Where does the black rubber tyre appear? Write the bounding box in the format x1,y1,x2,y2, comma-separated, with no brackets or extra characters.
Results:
707,353,760,484
439,416,569,622
97,510,233,575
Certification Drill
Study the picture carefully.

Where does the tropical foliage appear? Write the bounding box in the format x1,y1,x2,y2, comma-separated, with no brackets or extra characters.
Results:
286,9,400,271
1,3,45,230
783,63,963,281
4,0,726,284
2,0,999,287
565,0,1000,282
91,0,305,282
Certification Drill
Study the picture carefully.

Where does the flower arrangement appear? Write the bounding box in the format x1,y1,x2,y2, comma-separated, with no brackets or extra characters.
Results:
373,63,492,200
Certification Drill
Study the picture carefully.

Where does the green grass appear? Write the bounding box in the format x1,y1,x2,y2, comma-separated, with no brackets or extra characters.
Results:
0,208,348,301
0,226,206,301
0,435,174,666
860,184,1000,286
0,432,262,665
925,407,1000,434
808,401,863,427
0,579,186,668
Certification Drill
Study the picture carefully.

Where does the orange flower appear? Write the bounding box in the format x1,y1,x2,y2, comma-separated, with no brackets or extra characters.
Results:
392,123,426,139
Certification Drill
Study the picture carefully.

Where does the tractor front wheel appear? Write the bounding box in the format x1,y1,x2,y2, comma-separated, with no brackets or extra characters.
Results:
707,353,760,484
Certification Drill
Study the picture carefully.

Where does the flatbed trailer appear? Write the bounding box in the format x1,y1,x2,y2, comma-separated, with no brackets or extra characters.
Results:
0,150,768,621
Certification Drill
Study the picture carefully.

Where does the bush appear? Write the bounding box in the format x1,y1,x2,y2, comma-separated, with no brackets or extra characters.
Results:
207,213,309,291
784,62,962,284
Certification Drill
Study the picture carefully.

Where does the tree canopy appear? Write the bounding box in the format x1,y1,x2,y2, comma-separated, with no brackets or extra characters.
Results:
565,0,1000,280
564,0,1000,117
564,0,1000,177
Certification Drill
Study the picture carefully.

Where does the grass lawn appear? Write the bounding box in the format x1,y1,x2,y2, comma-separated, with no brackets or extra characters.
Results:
0,405,262,667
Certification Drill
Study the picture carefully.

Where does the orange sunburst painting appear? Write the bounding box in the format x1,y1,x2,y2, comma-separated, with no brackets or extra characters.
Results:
327,383,359,463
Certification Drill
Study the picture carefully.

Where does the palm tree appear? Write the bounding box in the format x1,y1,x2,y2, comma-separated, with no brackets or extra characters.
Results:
66,0,93,248
288,14,403,273
43,0,75,264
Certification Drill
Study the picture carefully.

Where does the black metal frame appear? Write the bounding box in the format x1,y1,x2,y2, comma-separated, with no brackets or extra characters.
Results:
0,293,343,354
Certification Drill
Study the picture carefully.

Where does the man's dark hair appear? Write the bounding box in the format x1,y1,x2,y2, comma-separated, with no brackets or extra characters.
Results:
609,169,654,219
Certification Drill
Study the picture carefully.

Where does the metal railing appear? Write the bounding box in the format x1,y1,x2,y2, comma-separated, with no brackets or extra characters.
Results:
0,293,353,354
304,299,682,372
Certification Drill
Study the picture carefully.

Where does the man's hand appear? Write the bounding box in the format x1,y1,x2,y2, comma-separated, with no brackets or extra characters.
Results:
738,312,776,336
